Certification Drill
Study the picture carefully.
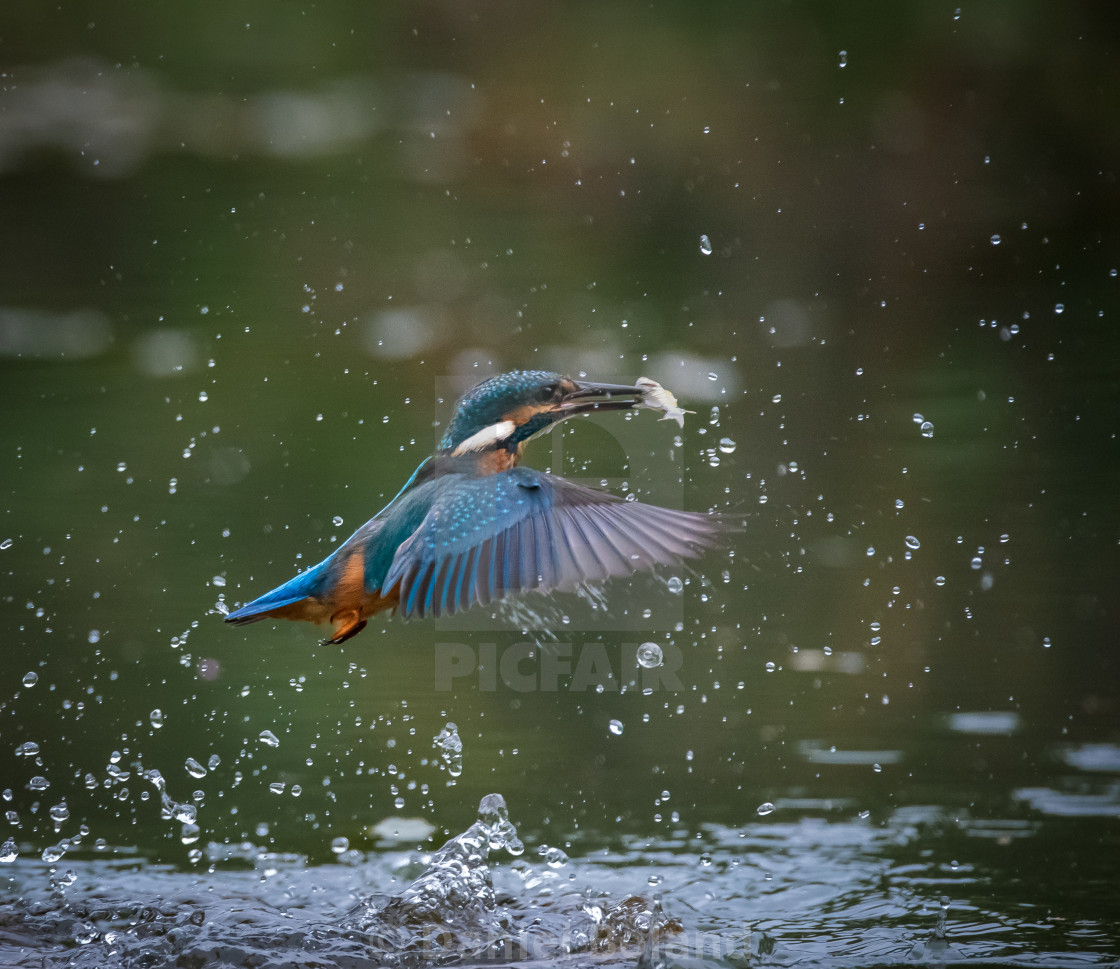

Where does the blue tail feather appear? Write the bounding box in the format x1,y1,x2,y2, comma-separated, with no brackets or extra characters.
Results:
224,554,334,623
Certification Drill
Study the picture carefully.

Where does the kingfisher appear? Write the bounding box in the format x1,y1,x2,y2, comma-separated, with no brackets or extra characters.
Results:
224,371,722,644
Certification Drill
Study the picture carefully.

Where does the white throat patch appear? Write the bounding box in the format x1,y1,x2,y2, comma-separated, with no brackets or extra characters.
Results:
451,420,516,456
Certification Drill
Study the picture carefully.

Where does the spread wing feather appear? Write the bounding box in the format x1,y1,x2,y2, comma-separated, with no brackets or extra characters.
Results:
381,467,722,619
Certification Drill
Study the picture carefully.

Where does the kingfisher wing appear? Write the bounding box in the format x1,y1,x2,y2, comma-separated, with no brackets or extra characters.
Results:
381,467,721,618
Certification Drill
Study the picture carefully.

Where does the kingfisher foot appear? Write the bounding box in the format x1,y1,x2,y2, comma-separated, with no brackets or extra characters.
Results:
322,620,367,646
323,609,368,645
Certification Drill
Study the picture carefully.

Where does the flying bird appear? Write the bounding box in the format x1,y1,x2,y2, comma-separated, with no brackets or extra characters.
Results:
224,371,721,643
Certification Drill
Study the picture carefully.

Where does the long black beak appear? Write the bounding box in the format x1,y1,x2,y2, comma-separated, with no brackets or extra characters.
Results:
552,380,645,416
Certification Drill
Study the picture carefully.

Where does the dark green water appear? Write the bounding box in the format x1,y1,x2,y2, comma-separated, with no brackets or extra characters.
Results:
1,2,1118,966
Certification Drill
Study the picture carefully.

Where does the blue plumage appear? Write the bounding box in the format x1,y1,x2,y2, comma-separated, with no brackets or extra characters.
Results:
224,371,722,643
225,556,334,618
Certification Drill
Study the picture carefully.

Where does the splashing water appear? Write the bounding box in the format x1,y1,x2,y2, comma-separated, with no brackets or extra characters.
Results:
0,801,1109,968
433,722,463,779
336,793,528,961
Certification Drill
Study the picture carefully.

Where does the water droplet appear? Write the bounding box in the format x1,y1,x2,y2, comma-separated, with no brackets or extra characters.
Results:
706,371,718,381
332,515,344,527
15,741,40,758
756,801,775,816
920,421,935,438
666,576,683,594
718,437,737,454
211,575,226,587
0,538,11,550
990,234,1001,245
22,671,38,688
331,836,350,854
149,709,165,728
539,844,569,868
258,729,280,748
434,722,463,778
608,719,624,736
905,536,921,550
636,642,663,669
181,822,201,845
1054,303,1064,314
268,782,286,795
935,575,946,586
476,793,524,855
0,839,17,863
87,629,101,644
838,50,848,68
699,234,713,255
970,556,982,569
184,758,207,779
765,661,776,672
207,754,221,770
171,802,197,823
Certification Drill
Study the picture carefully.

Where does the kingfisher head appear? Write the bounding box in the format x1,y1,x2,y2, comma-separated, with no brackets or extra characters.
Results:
439,370,646,457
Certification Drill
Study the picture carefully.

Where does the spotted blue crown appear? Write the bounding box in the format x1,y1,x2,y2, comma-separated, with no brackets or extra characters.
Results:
439,370,563,452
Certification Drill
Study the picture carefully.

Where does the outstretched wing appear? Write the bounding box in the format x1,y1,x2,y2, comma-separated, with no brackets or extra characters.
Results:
381,467,721,618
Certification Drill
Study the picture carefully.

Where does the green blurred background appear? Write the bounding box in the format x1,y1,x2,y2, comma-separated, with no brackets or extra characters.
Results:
1,0,1118,864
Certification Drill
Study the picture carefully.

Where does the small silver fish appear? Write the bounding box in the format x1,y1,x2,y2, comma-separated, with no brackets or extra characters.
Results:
636,377,695,428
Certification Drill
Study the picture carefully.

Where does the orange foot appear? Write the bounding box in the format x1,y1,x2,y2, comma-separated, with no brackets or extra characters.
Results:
323,609,368,645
